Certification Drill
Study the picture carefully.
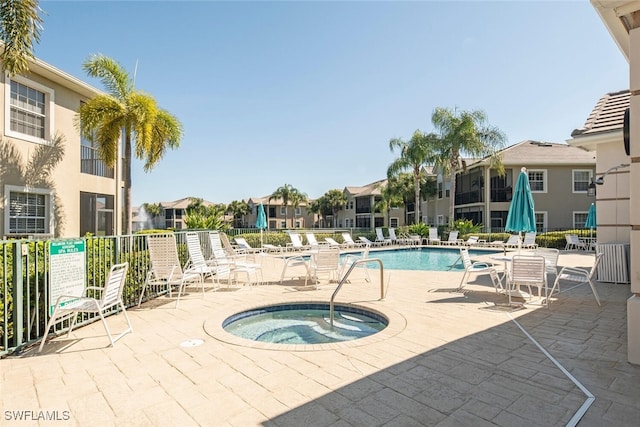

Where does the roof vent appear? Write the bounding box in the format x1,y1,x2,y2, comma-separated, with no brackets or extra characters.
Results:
530,141,553,147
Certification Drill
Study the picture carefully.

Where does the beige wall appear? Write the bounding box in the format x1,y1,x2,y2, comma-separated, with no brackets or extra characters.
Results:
594,141,631,243
1,68,118,238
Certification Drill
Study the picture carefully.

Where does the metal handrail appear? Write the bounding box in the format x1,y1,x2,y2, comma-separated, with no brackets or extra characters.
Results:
329,258,384,328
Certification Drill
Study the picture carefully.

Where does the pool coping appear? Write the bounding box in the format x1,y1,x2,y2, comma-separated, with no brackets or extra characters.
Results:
204,298,407,352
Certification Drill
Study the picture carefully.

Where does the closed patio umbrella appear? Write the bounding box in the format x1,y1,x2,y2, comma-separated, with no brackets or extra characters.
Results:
505,167,537,251
585,202,597,242
256,203,267,246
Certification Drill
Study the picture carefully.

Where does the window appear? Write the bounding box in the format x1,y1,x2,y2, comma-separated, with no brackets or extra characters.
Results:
437,215,444,225
572,170,592,193
534,212,547,232
348,201,354,210
574,212,588,229
80,192,114,236
445,182,451,197
390,218,399,228
280,207,286,215
295,221,301,228
294,207,301,216
437,182,443,199
6,186,51,235
6,77,54,144
528,170,546,193
280,220,286,228
344,218,350,227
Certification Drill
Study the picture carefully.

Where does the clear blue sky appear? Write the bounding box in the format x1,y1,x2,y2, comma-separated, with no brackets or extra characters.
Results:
34,0,628,206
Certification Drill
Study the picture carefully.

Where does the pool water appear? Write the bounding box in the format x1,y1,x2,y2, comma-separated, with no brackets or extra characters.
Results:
347,247,497,271
223,303,388,344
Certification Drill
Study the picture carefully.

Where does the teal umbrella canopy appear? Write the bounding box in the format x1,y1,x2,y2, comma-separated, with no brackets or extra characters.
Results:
505,167,537,233
256,203,267,230
585,203,597,229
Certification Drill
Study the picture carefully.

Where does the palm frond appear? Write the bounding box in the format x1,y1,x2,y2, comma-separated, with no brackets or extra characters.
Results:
25,133,65,187
82,54,133,100
0,0,43,75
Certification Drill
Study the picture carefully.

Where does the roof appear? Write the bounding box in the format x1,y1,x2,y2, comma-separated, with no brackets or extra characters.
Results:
571,90,630,138
159,197,217,210
344,178,387,197
471,140,595,167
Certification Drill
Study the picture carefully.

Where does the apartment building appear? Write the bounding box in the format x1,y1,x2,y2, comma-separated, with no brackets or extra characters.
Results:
244,196,315,230
1,57,120,238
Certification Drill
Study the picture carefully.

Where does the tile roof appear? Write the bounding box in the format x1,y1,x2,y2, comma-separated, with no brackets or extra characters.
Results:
344,178,387,197
159,197,216,209
571,90,630,137
469,140,595,168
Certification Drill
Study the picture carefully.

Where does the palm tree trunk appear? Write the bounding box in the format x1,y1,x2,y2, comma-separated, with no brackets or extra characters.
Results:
448,173,456,228
123,132,132,235
413,169,421,225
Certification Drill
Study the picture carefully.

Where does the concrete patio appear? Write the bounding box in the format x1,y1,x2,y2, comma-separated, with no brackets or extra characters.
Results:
2,249,639,426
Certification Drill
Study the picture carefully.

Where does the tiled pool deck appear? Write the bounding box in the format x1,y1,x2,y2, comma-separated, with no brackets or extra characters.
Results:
2,249,639,426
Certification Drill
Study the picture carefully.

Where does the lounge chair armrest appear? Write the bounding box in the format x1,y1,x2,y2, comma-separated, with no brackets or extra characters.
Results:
557,266,589,276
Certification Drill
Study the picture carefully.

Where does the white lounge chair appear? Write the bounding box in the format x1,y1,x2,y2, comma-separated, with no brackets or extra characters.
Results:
375,228,392,246
307,246,341,288
342,232,364,248
427,228,440,245
325,237,345,248
503,234,521,248
185,232,228,288
359,236,383,247
462,236,480,246
522,232,538,249
39,262,133,353
441,230,460,246
138,234,204,308
564,234,587,251
209,231,262,286
306,232,329,249
286,232,309,251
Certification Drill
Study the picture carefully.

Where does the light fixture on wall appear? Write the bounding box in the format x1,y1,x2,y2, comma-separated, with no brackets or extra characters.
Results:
588,163,630,197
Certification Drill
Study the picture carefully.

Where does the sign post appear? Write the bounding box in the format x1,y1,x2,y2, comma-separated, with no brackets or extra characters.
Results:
48,240,86,315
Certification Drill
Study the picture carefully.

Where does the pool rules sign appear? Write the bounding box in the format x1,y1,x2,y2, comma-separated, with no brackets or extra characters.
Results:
48,240,86,315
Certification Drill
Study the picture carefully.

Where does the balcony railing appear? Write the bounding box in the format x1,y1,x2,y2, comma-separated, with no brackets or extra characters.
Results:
80,146,114,178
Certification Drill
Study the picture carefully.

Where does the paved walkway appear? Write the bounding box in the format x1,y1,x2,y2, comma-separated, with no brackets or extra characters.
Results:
2,249,639,426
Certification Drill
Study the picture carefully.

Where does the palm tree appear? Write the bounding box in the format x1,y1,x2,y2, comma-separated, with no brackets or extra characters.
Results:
431,107,506,227
322,189,347,228
227,200,249,228
0,0,44,75
387,130,439,224
77,54,183,235
269,184,297,228
374,181,402,227
289,189,308,229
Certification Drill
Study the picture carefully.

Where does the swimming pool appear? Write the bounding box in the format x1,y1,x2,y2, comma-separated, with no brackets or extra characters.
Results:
346,247,498,271
223,303,388,344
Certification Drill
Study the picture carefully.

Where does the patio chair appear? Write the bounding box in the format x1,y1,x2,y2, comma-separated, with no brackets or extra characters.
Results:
233,236,263,254
564,234,587,251
506,255,547,305
209,231,262,286
359,236,383,247
185,232,229,288
462,235,480,246
522,232,538,249
39,262,133,353
388,228,404,245
427,227,441,245
534,247,560,282
375,227,392,246
308,246,342,288
340,244,371,283
457,247,502,292
138,234,204,308
548,253,602,308
286,232,309,251
441,230,460,246
306,232,329,249
342,232,364,248
325,237,346,248
503,234,521,248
